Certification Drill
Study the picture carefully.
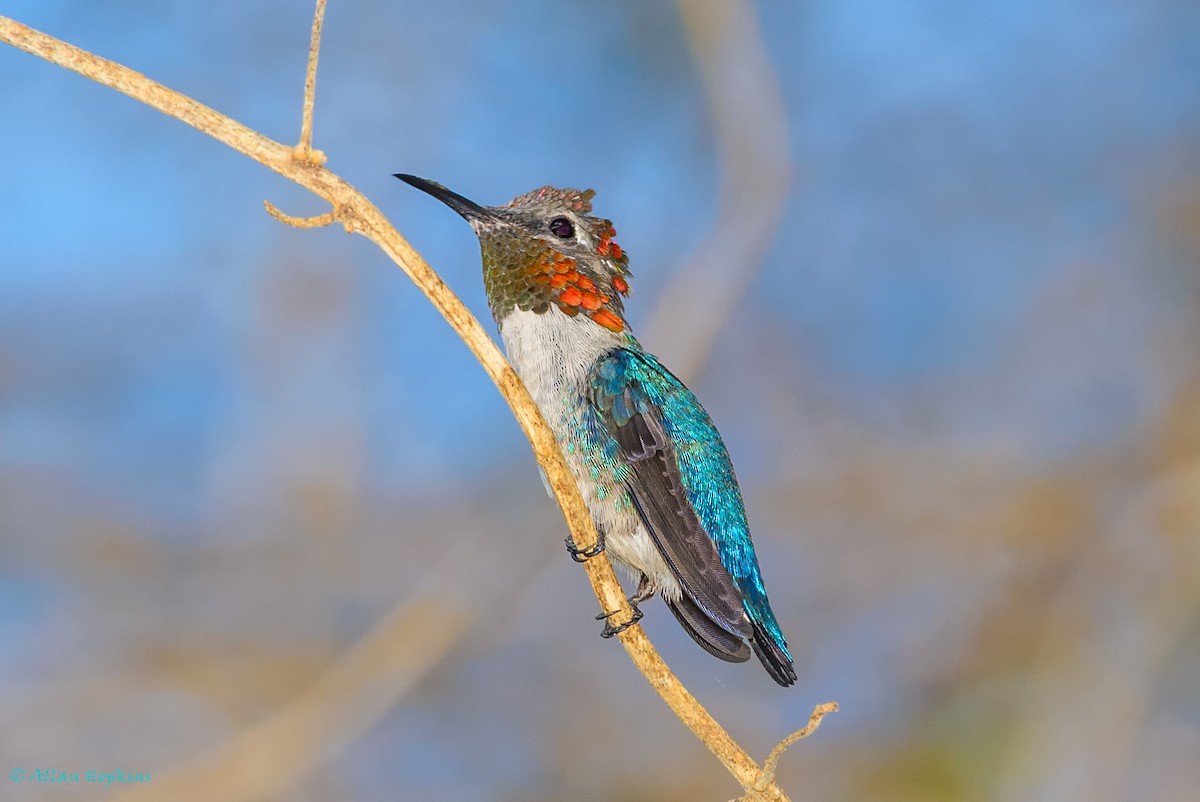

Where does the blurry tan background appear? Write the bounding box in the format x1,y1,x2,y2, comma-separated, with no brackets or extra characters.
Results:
1,1,1199,800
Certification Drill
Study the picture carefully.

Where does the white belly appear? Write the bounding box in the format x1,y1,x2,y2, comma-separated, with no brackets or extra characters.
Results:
498,308,681,600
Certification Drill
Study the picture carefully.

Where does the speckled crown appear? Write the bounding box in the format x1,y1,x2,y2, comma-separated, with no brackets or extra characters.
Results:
505,186,596,214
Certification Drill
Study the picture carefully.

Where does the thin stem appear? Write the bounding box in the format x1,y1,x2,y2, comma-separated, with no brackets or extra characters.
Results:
263,199,338,229
297,0,327,164
761,702,840,783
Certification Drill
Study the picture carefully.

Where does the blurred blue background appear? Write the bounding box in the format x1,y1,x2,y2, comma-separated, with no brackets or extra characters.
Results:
2,2,1199,800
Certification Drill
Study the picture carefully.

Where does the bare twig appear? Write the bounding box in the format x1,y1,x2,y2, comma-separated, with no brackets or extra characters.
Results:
726,703,838,802
263,199,339,229
295,0,327,165
758,702,839,787
0,12,830,799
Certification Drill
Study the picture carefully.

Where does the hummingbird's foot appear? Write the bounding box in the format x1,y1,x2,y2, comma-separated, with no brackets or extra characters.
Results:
629,574,656,606
564,528,606,563
596,605,644,638
596,575,653,637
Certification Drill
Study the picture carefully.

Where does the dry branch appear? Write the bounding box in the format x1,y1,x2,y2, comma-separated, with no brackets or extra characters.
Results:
0,10,833,799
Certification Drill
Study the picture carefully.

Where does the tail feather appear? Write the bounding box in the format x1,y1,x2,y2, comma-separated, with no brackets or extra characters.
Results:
666,594,798,686
665,594,750,663
749,617,797,687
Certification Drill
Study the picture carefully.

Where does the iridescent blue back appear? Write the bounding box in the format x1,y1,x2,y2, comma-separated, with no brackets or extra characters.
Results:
589,348,792,663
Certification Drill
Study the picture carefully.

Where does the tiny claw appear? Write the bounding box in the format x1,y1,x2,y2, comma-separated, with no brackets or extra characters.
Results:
598,606,643,638
564,529,605,563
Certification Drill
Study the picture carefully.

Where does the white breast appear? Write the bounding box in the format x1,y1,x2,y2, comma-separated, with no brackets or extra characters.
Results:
498,308,624,410
497,307,680,599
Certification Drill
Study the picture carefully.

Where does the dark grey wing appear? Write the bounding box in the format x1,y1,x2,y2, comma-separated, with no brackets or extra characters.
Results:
589,350,751,662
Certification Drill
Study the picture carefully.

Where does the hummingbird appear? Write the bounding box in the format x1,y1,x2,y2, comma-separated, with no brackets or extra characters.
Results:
396,174,797,686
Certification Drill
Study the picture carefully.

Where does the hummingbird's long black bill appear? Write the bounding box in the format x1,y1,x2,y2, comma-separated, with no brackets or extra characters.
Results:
394,173,489,221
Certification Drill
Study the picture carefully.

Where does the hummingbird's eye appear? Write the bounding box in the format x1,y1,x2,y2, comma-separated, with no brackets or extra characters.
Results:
548,216,575,239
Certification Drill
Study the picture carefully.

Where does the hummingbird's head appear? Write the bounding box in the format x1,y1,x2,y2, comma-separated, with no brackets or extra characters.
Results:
396,175,632,333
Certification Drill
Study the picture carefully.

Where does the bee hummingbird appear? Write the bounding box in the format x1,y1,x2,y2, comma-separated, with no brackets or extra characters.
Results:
396,174,796,686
